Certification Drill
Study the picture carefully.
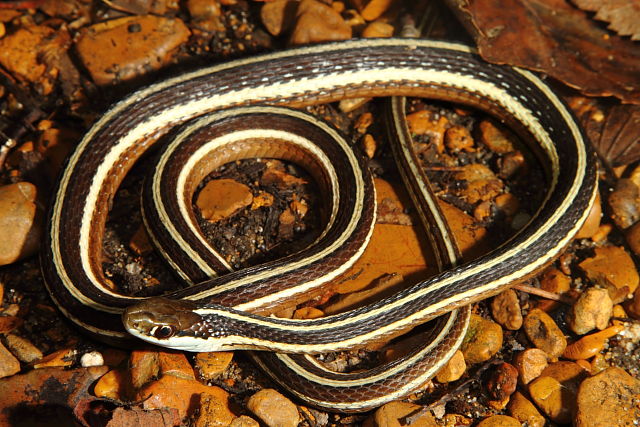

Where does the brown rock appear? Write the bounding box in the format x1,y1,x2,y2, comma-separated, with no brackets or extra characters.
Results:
625,220,640,255
444,125,475,152
3,333,42,363
575,191,601,239
566,287,612,335
513,348,548,385
187,0,224,32
438,200,490,261
137,375,231,419
494,193,519,217
0,25,58,88
290,0,351,45
129,226,153,255
528,376,572,424
361,21,394,38
507,391,545,427
351,0,398,21
435,350,466,383
129,349,160,389
626,285,640,318
375,177,414,226
523,308,567,358
326,273,404,315
195,352,233,381
475,415,520,427
292,306,324,319
196,179,253,223
261,0,298,36
246,388,299,427
75,15,190,85
194,392,236,427
579,245,639,302
372,400,437,426
460,314,503,364
575,367,640,427
485,362,518,401
490,289,523,330
478,120,515,153
563,324,624,360
454,164,504,204
230,415,260,427
0,341,20,378
0,182,42,265
608,179,640,229
0,316,22,334
498,151,526,178
541,361,588,385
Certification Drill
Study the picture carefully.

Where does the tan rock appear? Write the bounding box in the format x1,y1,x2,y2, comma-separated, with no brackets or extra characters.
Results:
523,308,567,358
513,348,548,385
608,178,640,229
0,341,20,378
405,109,448,153
454,164,504,204
361,21,394,37
460,314,503,364
435,350,466,383
478,120,515,153
196,179,253,223
129,350,160,389
490,288,522,330
195,352,233,381
494,193,519,217
75,15,190,85
230,415,260,427
475,415,520,427
0,25,58,88
187,0,224,32
3,334,42,363
372,400,437,426
246,388,299,427
507,391,545,427
575,191,601,239
444,125,474,152
261,0,298,36
0,182,42,265
290,0,351,45
567,287,613,335
579,245,639,301
362,133,377,158
485,362,518,401
575,367,640,427
194,392,236,427
528,376,572,424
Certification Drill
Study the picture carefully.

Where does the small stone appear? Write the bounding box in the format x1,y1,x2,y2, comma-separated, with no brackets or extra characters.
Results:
261,166,306,188
0,341,20,378
292,307,324,319
490,289,523,330
562,324,624,360
230,415,260,427
352,0,398,21
0,182,42,265
3,333,42,363
0,25,56,86
32,348,76,369
354,112,374,134
406,110,449,152
80,351,104,367
513,348,548,385
102,348,128,367
575,367,640,426
75,15,190,85
187,0,224,32
485,362,518,401
361,21,394,37
578,245,639,302
575,191,601,239
566,287,612,335
158,351,195,380
130,350,160,389
454,164,504,204
523,308,567,358
261,0,297,36
475,415,521,427
194,392,236,427
289,0,351,45
435,350,466,383
438,200,490,261
362,133,377,158
494,193,519,217
539,267,571,294
372,401,437,426
625,220,640,255
195,352,233,381
626,285,640,318
196,179,253,223
246,389,299,427
444,125,474,152
94,368,131,400
608,179,640,229
478,120,515,153
460,314,503,364
507,391,545,427
251,191,274,210
498,151,526,178
528,376,572,424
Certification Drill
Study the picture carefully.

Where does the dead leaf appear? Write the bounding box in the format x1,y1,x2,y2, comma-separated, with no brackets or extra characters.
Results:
573,0,640,40
447,0,640,103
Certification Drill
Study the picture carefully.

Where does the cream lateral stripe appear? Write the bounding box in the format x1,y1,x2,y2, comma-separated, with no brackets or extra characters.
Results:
61,66,562,305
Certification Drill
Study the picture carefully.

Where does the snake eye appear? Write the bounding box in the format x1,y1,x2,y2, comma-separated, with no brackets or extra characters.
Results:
152,325,176,339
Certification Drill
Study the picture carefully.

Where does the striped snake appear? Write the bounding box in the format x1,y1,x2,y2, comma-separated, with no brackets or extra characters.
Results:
41,38,596,411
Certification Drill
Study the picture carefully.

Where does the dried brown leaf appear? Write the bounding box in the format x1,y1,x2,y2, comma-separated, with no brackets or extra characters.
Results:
447,0,640,103
573,0,640,40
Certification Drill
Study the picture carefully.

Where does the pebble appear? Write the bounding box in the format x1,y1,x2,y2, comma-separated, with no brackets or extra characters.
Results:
507,391,545,427
498,151,526,178
444,125,474,152
626,285,640,318
361,21,394,38
575,191,601,239
513,348,548,385
438,200,490,261
493,193,519,218
292,306,324,319
578,245,639,302
607,179,640,229
261,0,298,36
246,388,300,427
196,179,253,223
352,0,398,21
485,362,518,401
475,415,520,427
0,182,42,266
362,133,377,158
3,333,42,363
405,109,448,152
478,120,515,153
0,341,20,378
435,350,466,383
490,288,523,330
460,314,503,364
94,367,131,400
194,392,236,427
528,376,572,424
372,401,437,426
574,367,640,426
523,308,567,358
195,352,233,381
75,15,190,85
158,351,196,380
454,164,504,204
289,0,351,45
566,287,612,334
562,324,624,360
80,350,104,367
187,0,224,32
129,350,160,388
0,25,57,88
229,415,260,427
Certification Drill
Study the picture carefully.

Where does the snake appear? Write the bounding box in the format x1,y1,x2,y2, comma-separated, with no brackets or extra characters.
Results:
40,38,596,411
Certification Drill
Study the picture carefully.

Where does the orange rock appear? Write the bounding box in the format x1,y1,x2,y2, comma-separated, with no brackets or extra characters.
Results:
460,314,503,364
246,388,299,427
513,348,548,385
578,245,639,302
562,324,624,360
485,362,518,401
292,306,324,319
129,349,160,389
195,352,233,381
476,415,521,427
0,182,42,265
361,21,394,37
566,287,612,334
260,0,298,36
251,191,274,210
523,308,567,358
478,120,515,153
187,0,224,32
375,178,414,225
327,273,405,313
575,191,601,239
0,316,22,334
498,151,526,178
490,288,523,330
194,392,236,427
507,391,545,427
94,368,132,401
454,164,504,204
405,110,449,152
158,351,195,380
372,400,438,426
289,0,351,45
444,125,475,152
196,179,253,223
261,166,306,188
137,375,231,419
494,193,519,217
351,0,398,21
438,200,490,261
0,341,20,378
75,16,190,85
435,350,466,383
528,376,572,424
626,285,640,318
361,133,377,158
0,25,57,87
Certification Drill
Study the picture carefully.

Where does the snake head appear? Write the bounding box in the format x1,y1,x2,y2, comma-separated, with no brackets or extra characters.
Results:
123,297,202,344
